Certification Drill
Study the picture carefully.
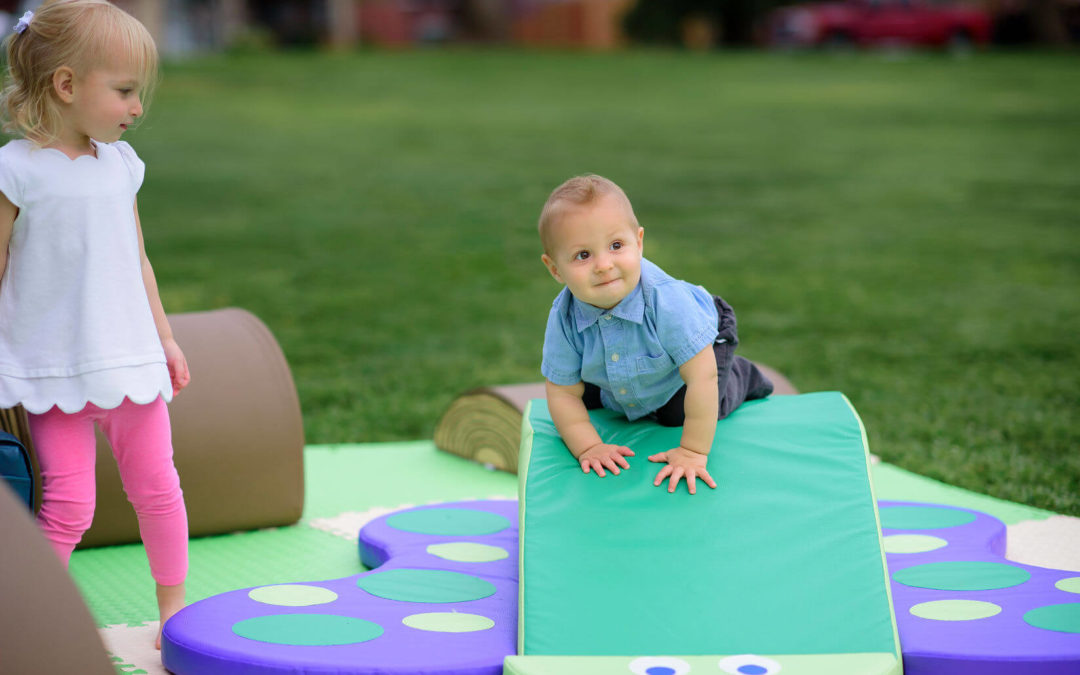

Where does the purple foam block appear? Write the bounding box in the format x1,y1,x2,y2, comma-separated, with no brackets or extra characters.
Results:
163,498,1080,674
162,500,518,675
881,500,1080,675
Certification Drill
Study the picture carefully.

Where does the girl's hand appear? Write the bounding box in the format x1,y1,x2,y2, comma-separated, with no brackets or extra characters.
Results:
578,443,635,477
648,447,716,494
162,338,190,396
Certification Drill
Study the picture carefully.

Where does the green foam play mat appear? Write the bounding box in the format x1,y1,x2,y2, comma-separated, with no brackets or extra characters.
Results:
517,392,900,670
67,427,1068,674
73,442,519,628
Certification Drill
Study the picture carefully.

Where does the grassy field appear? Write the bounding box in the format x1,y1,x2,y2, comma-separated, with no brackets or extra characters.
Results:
117,49,1077,514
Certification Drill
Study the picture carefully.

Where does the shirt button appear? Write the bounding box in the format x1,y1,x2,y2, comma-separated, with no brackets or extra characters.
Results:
611,353,619,362
604,314,613,320
628,403,636,408
619,388,627,395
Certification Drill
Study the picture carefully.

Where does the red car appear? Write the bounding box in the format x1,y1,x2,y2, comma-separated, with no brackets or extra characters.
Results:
766,0,992,49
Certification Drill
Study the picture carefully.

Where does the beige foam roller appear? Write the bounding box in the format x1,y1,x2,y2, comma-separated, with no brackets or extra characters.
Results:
434,383,547,473
0,308,306,547
83,308,305,547
0,481,115,675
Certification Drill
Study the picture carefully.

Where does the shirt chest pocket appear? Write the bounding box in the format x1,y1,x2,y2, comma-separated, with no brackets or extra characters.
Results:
635,353,673,375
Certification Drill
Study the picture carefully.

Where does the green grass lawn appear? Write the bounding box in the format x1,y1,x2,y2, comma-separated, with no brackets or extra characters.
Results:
121,49,1078,514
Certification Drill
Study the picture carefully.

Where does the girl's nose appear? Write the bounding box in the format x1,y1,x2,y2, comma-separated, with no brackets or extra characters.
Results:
131,99,143,118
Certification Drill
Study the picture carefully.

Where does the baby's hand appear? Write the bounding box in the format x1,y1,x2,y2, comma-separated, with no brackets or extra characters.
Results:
162,338,191,396
648,447,716,494
577,443,634,477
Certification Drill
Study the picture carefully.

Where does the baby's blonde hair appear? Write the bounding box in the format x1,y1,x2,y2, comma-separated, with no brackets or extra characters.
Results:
538,174,639,254
1,0,159,146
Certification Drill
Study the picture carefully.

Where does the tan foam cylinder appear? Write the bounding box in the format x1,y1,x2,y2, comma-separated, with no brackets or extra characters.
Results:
0,308,305,547
0,481,116,674
80,308,305,547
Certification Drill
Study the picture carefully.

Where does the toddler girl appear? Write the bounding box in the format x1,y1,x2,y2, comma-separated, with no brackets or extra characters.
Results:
0,0,189,649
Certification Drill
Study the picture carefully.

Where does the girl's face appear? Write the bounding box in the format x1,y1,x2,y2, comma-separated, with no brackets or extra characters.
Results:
63,62,144,146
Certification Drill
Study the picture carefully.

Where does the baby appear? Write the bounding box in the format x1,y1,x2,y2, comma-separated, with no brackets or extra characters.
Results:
539,174,773,494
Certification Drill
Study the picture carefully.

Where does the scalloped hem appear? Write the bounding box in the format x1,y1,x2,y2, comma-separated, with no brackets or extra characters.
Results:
0,363,173,414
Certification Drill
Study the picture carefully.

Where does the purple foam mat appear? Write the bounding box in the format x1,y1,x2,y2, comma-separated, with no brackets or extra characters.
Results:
161,500,518,675
162,499,1078,674
881,501,1080,674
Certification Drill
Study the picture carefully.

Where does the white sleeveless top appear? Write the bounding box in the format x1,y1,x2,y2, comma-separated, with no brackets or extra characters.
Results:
0,139,171,414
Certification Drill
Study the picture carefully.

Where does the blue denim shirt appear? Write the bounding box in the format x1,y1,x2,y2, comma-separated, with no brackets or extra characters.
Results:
541,258,719,420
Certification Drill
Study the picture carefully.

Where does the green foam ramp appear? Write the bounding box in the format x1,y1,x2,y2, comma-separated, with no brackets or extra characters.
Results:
515,392,901,674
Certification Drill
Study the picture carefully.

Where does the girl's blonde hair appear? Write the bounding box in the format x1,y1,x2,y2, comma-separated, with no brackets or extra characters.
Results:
538,174,639,254
1,0,159,146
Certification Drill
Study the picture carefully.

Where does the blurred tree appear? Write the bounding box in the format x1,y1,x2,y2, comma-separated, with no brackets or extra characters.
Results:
623,0,786,47
1030,0,1070,44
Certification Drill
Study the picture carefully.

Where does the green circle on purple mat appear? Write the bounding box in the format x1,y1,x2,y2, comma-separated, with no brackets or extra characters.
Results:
357,568,495,603
385,508,510,536
883,534,948,554
248,585,338,607
1023,603,1080,634
1056,577,1080,594
893,561,1030,591
233,614,382,646
910,599,1002,621
427,542,509,563
879,505,976,530
402,612,495,632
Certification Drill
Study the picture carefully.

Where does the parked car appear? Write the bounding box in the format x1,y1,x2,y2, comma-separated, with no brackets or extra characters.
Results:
766,0,992,49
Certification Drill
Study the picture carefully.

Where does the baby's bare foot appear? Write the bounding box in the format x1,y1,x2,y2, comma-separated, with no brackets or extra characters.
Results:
155,582,186,650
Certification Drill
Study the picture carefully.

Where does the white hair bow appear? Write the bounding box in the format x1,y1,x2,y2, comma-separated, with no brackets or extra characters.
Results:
13,10,33,35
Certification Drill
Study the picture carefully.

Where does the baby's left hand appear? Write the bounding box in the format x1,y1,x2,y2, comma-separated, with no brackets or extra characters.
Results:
162,338,191,396
648,447,716,495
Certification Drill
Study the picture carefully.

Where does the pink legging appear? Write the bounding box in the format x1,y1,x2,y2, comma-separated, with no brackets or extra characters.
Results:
28,396,188,586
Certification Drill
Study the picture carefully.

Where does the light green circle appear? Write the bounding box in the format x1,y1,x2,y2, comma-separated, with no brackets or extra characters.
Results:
883,534,948,554
893,561,1031,591
880,505,976,530
1024,603,1080,634
232,614,382,646
910,599,1002,621
427,542,509,563
402,612,495,633
248,584,338,607
1055,577,1080,594
357,568,496,603
385,508,510,536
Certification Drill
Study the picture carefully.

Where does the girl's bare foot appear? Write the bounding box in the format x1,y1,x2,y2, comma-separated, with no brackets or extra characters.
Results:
155,581,186,650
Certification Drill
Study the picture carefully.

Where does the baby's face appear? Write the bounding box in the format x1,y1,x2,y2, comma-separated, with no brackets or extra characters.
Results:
541,194,644,310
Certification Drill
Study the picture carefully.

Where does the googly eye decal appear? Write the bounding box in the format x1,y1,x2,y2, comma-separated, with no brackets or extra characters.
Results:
628,656,692,675
718,654,781,675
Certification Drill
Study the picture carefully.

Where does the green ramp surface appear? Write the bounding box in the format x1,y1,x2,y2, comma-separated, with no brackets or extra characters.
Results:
517,392,900,667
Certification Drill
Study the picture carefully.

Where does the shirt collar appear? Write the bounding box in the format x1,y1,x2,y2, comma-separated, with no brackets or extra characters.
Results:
572,280,645,332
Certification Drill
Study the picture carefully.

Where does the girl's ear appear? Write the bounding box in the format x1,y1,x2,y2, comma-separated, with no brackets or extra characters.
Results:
52,67,76,103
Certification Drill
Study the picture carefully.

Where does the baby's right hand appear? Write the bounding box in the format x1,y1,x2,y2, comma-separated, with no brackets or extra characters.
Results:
577,443,635,477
